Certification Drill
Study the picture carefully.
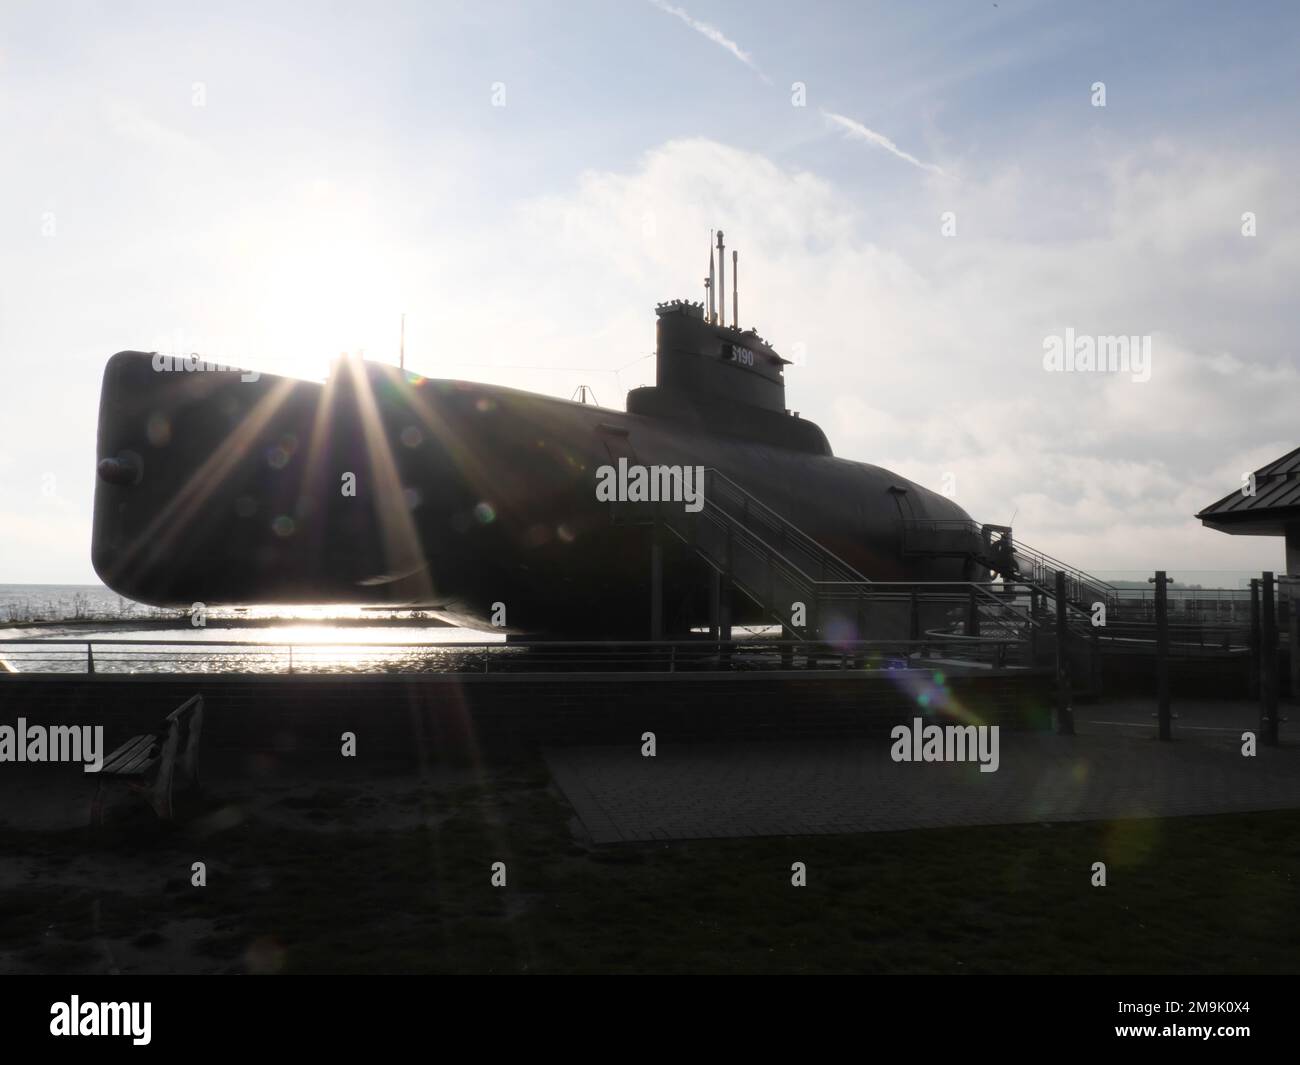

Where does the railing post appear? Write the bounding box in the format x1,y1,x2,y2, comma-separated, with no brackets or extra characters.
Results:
721,527,734,643
288,645,293,674
722,569,733,644
1261,571,1279,746
1287,581,1300,706
1152,570,1171,740
1055,571,1074,735
1249,579,1261,700
650,504,664,641
86,643,94,674
708,567,721,641
966,588,980,638
1091,628,1102,695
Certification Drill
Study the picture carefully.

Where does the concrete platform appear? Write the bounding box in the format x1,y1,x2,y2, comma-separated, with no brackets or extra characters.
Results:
544,728,1300,843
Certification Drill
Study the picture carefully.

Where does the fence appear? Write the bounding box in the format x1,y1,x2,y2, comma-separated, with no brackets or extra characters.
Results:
0,633,1031,676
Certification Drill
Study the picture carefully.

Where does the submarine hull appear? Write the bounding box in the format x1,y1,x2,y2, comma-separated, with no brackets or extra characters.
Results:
92,351,984,637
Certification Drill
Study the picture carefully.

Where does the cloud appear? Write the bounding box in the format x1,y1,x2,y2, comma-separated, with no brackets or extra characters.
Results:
3,115,1295,578
648,0,771,84
822,109,948,177
484,137,1295,573
102,98,210,159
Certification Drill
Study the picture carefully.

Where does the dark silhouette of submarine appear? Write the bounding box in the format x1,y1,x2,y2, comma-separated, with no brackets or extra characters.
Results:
92,233,999,640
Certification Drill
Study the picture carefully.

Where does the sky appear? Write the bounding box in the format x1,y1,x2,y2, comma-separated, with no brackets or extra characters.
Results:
1,0,1298,584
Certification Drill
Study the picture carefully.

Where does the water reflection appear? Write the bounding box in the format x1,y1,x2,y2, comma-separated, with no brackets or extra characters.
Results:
0,626,508,675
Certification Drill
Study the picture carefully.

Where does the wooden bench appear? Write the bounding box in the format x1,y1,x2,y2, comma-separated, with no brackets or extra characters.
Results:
91,694,204,823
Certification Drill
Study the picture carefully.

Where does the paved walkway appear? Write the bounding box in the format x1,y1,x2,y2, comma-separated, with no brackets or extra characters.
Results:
1075,696,1288,737
544,729,1300,843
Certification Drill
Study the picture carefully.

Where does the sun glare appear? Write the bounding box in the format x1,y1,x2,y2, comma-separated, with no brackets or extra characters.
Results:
238,191,409,382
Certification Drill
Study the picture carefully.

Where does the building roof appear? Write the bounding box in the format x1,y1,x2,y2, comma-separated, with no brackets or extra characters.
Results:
1255,446,1300,478
1197,445,1300,534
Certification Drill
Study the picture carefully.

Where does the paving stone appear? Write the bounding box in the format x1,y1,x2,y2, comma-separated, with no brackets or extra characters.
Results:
544,727,1300,843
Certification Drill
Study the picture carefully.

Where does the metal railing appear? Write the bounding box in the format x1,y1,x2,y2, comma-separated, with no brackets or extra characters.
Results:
648,473,1049,643
1006,538,1119,613
671,501,1041,643
701,468,868,584
610,475,1162,650
898,519,1119,617
0,635,1032,675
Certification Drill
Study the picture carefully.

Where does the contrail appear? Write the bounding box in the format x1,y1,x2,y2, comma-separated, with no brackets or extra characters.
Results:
822,109,948,177
648,0,771,84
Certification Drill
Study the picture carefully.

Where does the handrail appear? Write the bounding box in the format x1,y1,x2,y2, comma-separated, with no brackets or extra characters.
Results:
0,635,1035,676
1009,538,1118,604
663,501,818,592
661,491,843,601
626,475,1044,644
699,468,869,583
899,518,1117,609
970,581,1039,630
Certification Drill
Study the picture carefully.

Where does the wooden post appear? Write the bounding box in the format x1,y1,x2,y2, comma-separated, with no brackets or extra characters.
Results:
1055,570,1074,735
1152,571,1171,741
1261,572,1279,746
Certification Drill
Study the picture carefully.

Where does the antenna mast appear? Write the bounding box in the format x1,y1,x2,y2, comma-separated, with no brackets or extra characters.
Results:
708,231,716,323
732,249,738,329
716,231,726,327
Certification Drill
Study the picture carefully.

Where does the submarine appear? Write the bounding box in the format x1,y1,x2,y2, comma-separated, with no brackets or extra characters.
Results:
91,232,997,640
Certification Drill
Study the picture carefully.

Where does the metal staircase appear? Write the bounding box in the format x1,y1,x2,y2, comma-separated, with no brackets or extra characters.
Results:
653,467,870,639
1006,539,1119,617
614,469,1034,651
903,519,1118,615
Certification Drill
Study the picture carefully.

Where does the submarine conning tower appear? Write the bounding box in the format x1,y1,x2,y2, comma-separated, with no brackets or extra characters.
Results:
625,231,832,456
